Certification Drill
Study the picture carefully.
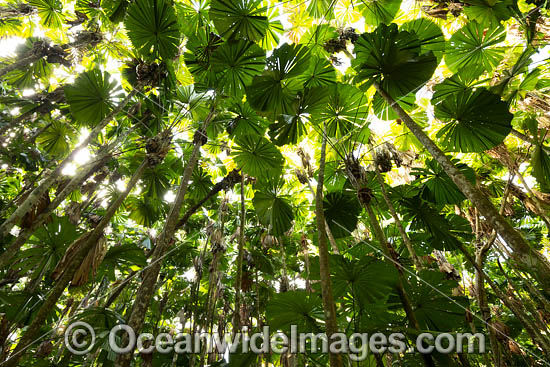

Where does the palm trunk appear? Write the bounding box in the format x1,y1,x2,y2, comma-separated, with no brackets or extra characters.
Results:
3,158,149,367
458,242,550,356
0,34,100,78
233,174,246,331
511,129,550,154
201,205,227,367
375,83,550,290
0,87,140,240
301,235,312,292
114,109,214,367
363,203,435,367
306,182,340,254
0,52,45,78
0,155,111,269
372,156,422,269
0,123,137,269
315,123,343,367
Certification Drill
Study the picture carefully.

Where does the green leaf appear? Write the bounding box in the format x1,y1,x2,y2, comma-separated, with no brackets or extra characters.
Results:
313,83,368,138
358,0,402,26
400,18,446,64
408,271,468,331
101,0,130,23
253,190,294,236
176,0,209,37
209,0,268,42
64,69,122,126
353,23,437,98
299,56,336,88
412,159,476,205
266,291,323,333
464,0,514,27
532,144,550,192
306,0,335,19
211,39,266,97
246,43,310,116
445,21,505,77
434,88,513,152
124,0,180,60
431,70,480,105
101,244,147,269
400,195,472,251
321,255,398,306
246,74,302,116
138,154,182,199
37,120,76,156
126,196,166,228
299,24,339,54
258,10,284,50
268,114,307,147
323,190,361,238
226,101,269,138
29,0,63,29
268,87,329,145
184,30,224,89
232,134,284,178
267,43,311,80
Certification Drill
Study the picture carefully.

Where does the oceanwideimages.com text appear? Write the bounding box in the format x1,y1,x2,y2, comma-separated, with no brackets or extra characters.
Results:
65,322,486,361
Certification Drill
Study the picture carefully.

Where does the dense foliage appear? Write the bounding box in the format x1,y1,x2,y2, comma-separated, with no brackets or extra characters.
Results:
0,0,550,366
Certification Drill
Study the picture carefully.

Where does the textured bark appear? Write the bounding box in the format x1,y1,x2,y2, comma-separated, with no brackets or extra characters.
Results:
458,242,550,356
0,34,101,78
0,52,45,78
510,129,550,154
315,124,342,367
201,203,227,367
372,157,422,269
0,154,111,269
375,83,550,290
104,270,138,309
0,87,140,240
306,182,340,254
114,110,214,367
175,169,241,230
2,159,148,367
233,174,246,331
475,237,506,366
0,122,137,269
363,203,435,367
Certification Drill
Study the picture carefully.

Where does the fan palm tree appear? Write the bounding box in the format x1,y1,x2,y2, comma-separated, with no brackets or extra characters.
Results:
0,0,549,366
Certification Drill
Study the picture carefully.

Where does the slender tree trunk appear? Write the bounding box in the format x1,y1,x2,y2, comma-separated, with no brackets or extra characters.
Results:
306,182,340,254
104,270,139,309
0,52,45,78
511,129,550,154
233,174,246,331
0,87,140,240
315,123,343,367
0,122,138,269
114,109,214,367
515,167,550,227
175,169,241,230
372,155,422,269
2,159,149,367
375,83,550,290
301,235,312,292
278,237,290,292
0,154,111,269
363,203,435,367
201,204,227,367
459,242,550,356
